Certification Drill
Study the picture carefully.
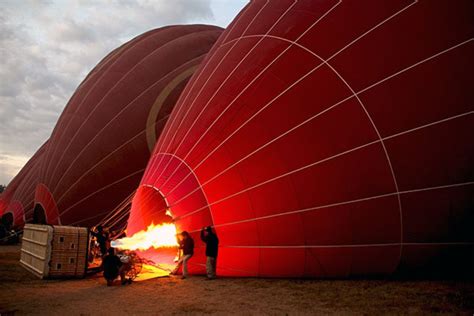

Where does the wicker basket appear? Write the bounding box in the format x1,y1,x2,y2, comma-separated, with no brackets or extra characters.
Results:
20,224,89,278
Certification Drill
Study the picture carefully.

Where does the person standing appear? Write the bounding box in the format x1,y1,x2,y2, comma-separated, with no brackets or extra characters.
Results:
201,226,219,280
91,225,110,257
173,231,194,279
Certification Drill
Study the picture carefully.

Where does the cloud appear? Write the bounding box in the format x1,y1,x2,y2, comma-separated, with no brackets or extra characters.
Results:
0,153,30,184
0,0,248,185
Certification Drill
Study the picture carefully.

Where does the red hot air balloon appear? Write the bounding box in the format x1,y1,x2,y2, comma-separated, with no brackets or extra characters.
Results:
127,0,474,277
1,142,48,229
10,25,222,229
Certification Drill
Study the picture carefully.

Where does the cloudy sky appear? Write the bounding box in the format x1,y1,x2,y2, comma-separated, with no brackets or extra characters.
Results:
0,0,247,185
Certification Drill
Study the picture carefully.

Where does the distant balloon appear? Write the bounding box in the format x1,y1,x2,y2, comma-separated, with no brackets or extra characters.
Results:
0,142,48,228
128,0,474,277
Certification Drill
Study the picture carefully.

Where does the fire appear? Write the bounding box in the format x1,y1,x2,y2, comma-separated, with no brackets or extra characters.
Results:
111,222,178,251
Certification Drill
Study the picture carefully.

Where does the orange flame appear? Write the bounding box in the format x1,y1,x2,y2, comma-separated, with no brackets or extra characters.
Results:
111,222,178,251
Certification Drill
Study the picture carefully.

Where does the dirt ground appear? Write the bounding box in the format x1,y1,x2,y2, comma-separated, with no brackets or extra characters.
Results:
0,245,473,315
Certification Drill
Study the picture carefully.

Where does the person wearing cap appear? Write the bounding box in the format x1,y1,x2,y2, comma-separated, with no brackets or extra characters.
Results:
201,226,219,280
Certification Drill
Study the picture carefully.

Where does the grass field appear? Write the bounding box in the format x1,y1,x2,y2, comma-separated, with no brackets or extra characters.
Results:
1,245,473,315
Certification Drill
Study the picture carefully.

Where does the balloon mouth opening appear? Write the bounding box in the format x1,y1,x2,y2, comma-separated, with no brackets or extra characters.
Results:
112,186,180,279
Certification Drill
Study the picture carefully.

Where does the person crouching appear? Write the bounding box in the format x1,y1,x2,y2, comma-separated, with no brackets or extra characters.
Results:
103,248,127,286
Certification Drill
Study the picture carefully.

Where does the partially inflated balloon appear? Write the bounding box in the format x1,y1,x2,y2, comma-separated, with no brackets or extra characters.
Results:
1,142,48,228
128,0,473,277
4,25,223,229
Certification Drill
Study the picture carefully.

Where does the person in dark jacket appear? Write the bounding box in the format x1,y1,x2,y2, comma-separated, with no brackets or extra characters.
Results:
201,226,219,279
103,248,127,286
91,225,110,256
172,231,194,279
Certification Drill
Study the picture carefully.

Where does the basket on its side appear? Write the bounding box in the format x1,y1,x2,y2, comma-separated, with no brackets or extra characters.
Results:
20,224,89,278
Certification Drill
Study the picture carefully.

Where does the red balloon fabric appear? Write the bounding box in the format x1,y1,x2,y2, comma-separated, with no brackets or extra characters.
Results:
128,0,474,277
2,25,222,229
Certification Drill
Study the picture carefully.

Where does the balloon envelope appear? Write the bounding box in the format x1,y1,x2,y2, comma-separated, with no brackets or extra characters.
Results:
128,0,474,277
3,25,223,230
1,141,48,228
